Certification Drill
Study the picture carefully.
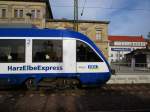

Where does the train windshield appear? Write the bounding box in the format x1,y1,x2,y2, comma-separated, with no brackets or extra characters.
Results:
76,40,103,62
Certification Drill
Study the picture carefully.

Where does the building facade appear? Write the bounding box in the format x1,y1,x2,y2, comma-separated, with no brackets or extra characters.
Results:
108,35,146,63
0,0,53,28
46,19,109,59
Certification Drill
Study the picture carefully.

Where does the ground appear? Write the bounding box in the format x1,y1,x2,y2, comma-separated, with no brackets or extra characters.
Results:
0,84,150,112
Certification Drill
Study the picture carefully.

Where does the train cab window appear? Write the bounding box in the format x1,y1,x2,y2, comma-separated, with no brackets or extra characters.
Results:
32,40,62,62
0,39,25,63
76,40,103,62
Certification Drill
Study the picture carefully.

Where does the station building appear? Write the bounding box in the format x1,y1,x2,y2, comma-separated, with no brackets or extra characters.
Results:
0,0,53,28
108,35,146,63
0,0,110,59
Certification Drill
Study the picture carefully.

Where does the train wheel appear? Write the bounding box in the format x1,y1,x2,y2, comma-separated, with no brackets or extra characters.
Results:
25,79,37,90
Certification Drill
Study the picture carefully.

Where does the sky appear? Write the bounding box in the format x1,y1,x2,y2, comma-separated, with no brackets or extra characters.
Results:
49,0,150,38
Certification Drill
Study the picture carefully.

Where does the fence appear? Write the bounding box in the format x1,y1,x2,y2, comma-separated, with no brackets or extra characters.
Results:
110,62,150,74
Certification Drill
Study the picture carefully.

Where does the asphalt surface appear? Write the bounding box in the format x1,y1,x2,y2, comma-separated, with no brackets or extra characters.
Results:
0,84,150,112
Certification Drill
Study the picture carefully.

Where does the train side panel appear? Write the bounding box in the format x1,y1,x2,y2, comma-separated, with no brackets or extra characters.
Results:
0,28,111,87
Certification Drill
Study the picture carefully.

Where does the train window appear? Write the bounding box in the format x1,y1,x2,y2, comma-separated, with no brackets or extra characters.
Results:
32,40,62,62
0,39,25,63
76,40,103,62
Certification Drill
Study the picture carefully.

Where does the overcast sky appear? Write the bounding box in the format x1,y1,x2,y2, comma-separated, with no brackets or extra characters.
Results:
49,0,150,38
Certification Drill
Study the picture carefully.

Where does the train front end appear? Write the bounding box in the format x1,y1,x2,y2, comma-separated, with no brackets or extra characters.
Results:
71,31,111,86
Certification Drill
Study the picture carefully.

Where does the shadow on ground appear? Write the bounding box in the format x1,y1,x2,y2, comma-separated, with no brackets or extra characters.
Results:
0,84,150,112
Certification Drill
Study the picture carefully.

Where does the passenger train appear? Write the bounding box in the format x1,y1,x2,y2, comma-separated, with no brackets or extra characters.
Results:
0,28,111,89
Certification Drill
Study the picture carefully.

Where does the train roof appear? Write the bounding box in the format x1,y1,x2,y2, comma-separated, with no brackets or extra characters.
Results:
0,28,85,39
0,28,94,46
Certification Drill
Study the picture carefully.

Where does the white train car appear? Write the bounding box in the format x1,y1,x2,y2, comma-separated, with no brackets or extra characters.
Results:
0,28,111,89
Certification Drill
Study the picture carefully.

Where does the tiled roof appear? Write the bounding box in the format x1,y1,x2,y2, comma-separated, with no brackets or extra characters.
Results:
108,35,145,42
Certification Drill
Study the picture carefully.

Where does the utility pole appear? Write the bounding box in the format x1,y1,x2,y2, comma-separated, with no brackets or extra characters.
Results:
74,0,78,31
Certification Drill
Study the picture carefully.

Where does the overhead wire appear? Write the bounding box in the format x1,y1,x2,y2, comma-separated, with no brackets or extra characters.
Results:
81,0,87,16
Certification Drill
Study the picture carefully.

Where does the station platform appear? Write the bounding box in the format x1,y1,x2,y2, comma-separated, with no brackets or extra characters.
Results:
108,73,150,84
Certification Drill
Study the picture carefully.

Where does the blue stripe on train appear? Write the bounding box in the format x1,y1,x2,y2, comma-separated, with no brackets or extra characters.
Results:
0,72,111,85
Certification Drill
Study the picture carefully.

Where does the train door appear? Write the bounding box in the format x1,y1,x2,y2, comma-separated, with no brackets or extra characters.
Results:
63,39,76,73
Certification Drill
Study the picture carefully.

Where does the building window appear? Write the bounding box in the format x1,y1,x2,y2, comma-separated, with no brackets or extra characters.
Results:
96,29,102,40
1,9,6,18
131,42,134,46
135,42,138,46
14,9,24,18
31,9,41,19
109,42,114,46
32,40,62,62
76,40,103,62
20,10,23,18
14,9,17,18
134,42,136,46
31,10,36,18
129,42,132,46
37,10,41,18
141,42,143,46
0,39,25,63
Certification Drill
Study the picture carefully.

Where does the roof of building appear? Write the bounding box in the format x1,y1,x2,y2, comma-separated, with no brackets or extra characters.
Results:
1,0,53,19
47,19,110,24
108,35,145,42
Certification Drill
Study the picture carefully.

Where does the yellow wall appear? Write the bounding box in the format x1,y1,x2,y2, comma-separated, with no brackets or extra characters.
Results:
0,1,46,28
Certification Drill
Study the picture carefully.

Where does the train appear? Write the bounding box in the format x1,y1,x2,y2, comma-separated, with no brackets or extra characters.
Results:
0,28,111,89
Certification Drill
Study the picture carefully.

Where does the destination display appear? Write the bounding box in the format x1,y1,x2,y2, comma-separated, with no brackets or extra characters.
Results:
111,48,131,51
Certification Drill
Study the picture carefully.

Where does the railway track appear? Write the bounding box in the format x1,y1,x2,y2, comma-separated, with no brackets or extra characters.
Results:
0,84,150,112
